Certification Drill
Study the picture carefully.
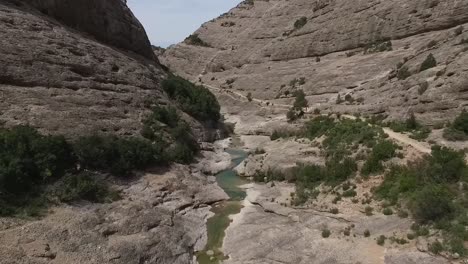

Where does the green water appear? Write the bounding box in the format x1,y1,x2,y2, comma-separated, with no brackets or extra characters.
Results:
196,148,248,264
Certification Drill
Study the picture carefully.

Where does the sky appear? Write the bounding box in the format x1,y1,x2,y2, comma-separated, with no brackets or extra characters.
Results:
127,0,241,48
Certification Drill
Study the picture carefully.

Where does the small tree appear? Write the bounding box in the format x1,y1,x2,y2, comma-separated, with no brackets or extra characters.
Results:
287,90,308,122
452,110,468,134
405,113,419,130
293,89,308,110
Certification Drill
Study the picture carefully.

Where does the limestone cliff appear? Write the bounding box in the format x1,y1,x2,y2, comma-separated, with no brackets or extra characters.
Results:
162,0,468,124
0,0,165,137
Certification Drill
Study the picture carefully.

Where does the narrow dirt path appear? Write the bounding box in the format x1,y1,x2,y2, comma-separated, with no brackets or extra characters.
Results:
201,82,435,156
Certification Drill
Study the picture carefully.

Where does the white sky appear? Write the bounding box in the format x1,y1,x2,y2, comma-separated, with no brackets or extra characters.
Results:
127,0,241,48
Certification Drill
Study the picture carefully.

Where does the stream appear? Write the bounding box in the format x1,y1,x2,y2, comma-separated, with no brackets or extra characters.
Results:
196,148,248,264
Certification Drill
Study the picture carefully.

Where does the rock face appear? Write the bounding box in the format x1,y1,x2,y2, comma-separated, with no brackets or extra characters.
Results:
0,1,166,137
162,0,468,124
0,2,230,264
19,0,155,59
0,164,228,264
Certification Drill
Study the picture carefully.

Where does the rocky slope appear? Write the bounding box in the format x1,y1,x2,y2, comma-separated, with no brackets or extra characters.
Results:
0,1,229,264
0,0,166,138
0,162,228,264
162,0,468,124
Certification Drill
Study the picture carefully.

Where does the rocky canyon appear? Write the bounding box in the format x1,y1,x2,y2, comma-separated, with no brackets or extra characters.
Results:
1,0,468,264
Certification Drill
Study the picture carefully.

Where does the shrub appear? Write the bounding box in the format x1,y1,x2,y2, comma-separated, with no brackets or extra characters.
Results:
74,135,159,177
162,75,221,123
270,129,297,140
420,53,437,72
304,116,335,140
451,110,468,135
322,229,331,238
330,208,339,214
427,145,466,183
455,26,464,36
364,229,371,237
294,17,307,29
142,106,199,164
344,94,354,103
365,206,374,216
362,140,398,175
293,90,308,109
382,208,393,215
287,90,308,121
407,233,416,240
429,241,444,254
411,185,455,224
184,34,210,47
50,172,119,203
287,108,299,122
364,40,393,54
0,126,75,195
443,127,468,141
377,235,386,246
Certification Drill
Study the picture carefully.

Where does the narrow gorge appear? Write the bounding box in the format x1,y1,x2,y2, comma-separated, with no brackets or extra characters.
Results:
1,0,468,264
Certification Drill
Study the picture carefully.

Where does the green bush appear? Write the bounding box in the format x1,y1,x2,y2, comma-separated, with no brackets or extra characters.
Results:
411,185,455,224
162,75,221,123
50,172,119,203
293,90,308,110
0,126,122,216
429,241,444,254
142,106,199,164
382,208,393,215
322,229,331,238
322,119,384,152
304,116,335,140
270,129,298,140
420,53,437,72
287,90,308,121
294,17,307,29
74,135,159,177
443,127,468,141
444,111,468,141
0,126,75,195
364,40,393,54
427,145,467,183
184,34,210,47
362,140,398,175
377,235,386,246
364,229,371,237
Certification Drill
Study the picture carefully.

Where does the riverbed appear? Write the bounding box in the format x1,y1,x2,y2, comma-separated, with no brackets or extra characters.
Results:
196,149,248,264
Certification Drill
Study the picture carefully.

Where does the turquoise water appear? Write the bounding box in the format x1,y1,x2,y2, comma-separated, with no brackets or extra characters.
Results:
216,149,248,201
197,148,248,264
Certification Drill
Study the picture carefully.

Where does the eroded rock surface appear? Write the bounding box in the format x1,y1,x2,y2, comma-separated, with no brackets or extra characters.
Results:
223,182,449,264
0,164,228,264
0,1,165,137
162,0,468,124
